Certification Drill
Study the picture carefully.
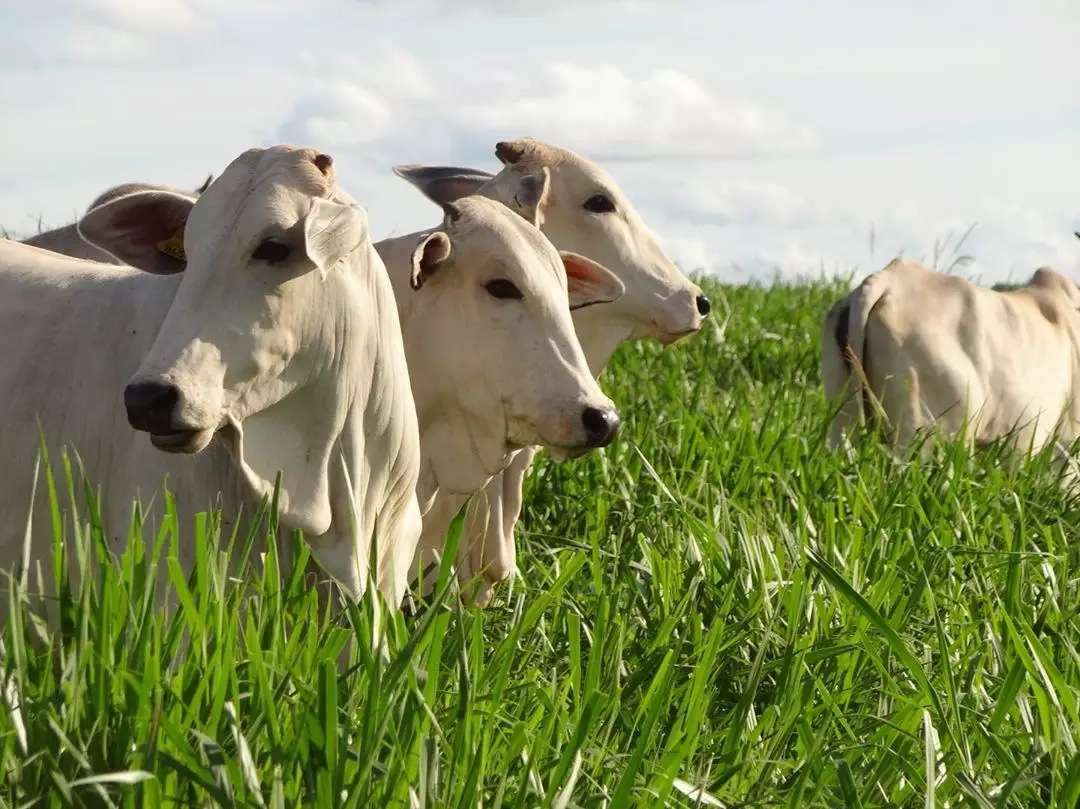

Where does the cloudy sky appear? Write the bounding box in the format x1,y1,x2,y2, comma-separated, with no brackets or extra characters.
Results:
3,0,1078,284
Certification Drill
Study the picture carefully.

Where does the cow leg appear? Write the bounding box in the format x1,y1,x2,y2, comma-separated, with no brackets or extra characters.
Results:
485,447,535,597
1046,440,1080,492
862,313,928,456
822,299,866,449
1004,416,1075,486
402,492,469,606
455,446,537,608
458,484,497,607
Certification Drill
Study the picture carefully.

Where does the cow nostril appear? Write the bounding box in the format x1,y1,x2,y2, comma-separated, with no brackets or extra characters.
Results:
124,381,180,432
696,294,711,316
581,407,621,448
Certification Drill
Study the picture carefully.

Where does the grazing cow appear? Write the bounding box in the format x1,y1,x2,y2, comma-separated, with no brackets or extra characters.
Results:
0,146,422,622
393,137,710,605
18,174,214,265
372,180,626,595
822,257,1080,469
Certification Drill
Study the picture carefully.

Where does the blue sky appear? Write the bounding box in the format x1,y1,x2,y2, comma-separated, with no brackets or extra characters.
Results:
3,0,1079,283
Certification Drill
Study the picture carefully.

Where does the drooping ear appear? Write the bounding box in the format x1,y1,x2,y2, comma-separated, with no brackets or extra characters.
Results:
304,196,367,279
392,164,495,207
86,182,156,211
502,166,550,228
409,230,453,290
77,190,195,275
561,251,626,311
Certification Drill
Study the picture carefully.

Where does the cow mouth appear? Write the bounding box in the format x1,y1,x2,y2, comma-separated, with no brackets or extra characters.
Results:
547,445,590,463
516,428,601,463
506,416,593,463
149,427,215,454
655,326,701,346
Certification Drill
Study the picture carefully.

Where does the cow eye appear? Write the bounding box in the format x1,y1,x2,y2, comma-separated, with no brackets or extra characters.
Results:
252,239,292,264
583,194,616,214
485,278,523,300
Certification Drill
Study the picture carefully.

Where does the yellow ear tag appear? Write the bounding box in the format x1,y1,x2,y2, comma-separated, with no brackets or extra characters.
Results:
157,227,186,261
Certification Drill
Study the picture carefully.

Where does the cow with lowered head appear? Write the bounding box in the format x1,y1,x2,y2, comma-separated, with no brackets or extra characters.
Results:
823,256,1080,479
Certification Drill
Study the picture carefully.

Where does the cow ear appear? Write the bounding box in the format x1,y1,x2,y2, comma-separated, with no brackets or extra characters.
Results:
304,197,366,279
77,190,195,275
195,173,214,194
561,251,625,311
503,167,550,228
392,164,495,207
410,231,452,290
495,139,534,165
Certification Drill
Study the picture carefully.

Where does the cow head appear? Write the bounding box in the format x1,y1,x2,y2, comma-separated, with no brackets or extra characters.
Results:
81,145,417,546
393,137,709,368
393,192,625,496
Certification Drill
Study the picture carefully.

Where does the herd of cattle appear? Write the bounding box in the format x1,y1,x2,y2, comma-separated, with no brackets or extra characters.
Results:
1,137,1077,625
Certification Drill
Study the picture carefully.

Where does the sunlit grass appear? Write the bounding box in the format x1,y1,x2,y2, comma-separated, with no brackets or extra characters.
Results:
2,276,1079,807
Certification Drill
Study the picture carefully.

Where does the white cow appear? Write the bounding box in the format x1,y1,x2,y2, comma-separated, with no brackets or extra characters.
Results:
822,257,1080,470
0,145,422,622
393,137,710,605
18,175,214,265
372,178,626,594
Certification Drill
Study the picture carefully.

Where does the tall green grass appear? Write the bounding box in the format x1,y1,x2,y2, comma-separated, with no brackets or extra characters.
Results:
2,276,1079,807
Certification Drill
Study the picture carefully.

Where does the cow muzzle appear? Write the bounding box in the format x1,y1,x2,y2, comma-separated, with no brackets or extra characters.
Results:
124,380,214,454
546,405,621,462
581,406,621,448
650,287,709,344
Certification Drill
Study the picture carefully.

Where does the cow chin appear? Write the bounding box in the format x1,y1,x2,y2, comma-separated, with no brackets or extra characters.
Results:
547,445,590,463
518,426,594,463
507,420,590,463
149,427,215,454
654,326,700,346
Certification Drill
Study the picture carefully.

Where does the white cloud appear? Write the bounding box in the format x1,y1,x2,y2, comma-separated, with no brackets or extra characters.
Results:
457,64,819,159
278,49,819,164
648,187,1080,287
52,23,152,65
9,0,292,67
6,0,205,67
81,0,203,33
659,179,813,228
287,83,397,148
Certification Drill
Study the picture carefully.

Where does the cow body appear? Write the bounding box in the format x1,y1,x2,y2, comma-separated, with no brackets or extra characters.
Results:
822,257,1080,464
394,137,710,605
0,246,245,599
0,147,422,621
20,224,115,263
